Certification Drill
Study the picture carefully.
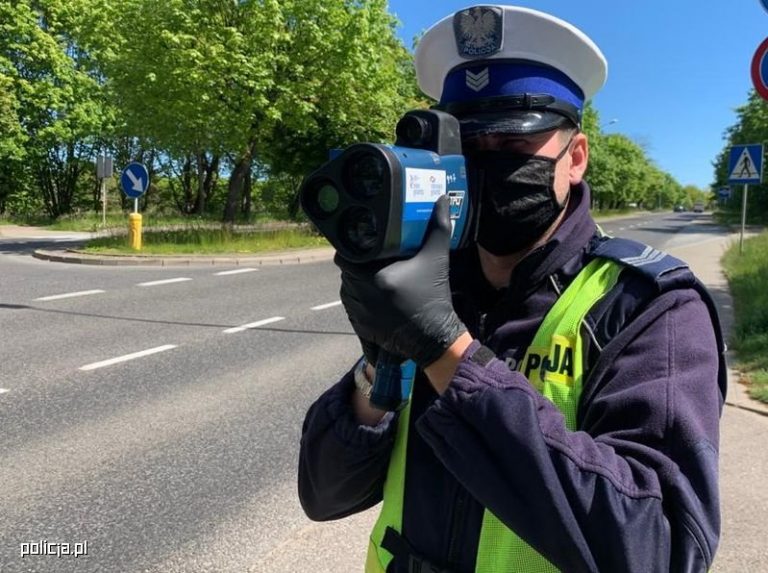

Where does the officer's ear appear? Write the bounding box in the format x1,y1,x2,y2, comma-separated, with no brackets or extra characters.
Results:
568,132,589,185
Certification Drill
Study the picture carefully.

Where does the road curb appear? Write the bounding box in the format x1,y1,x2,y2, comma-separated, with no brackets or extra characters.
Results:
725,400,768,417
32,248,337,266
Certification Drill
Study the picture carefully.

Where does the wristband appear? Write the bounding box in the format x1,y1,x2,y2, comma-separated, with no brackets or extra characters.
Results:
353,358,374,399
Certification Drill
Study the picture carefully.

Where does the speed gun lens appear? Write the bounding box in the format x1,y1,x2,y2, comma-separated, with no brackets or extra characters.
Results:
345,153,386,199
317,184,339,214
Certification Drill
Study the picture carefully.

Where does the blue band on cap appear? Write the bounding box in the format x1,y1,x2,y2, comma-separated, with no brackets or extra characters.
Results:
439,62,585,110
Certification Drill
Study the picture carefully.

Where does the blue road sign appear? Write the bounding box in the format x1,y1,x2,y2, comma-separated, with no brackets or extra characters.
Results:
120,162,149,199
728,144,763,185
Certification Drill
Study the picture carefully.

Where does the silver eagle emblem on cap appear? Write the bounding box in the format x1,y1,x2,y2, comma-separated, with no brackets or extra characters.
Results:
453,6,503,59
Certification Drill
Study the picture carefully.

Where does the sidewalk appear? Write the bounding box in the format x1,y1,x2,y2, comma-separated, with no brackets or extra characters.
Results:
0,224,94,239
665,229,768,417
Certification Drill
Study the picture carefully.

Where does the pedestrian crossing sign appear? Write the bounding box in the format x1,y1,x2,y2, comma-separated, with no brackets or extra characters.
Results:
728,144,763,184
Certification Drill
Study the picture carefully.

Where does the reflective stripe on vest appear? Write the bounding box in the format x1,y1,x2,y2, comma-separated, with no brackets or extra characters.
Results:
366,258,623,573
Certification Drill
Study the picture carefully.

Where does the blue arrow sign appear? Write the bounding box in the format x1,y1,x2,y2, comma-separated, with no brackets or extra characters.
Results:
120,162,149,199
728,144,763,185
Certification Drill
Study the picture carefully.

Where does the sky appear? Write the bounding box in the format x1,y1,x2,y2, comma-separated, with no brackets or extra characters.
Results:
386,0,768,189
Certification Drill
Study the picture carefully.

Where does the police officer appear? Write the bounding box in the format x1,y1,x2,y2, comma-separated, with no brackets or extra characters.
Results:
298,5,726,572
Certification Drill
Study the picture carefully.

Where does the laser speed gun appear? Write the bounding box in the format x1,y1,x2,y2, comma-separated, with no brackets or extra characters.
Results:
298,110,472,411
299,110,472,263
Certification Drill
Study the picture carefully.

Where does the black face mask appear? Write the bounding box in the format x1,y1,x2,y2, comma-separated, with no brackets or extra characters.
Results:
466,139,572,256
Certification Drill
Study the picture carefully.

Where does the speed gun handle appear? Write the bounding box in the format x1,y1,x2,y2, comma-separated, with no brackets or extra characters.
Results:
370,351,408,411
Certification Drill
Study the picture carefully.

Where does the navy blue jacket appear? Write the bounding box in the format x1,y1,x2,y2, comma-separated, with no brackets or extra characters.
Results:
298,183,726,572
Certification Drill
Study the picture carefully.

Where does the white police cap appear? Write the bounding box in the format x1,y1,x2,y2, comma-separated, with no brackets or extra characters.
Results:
415,5,607,136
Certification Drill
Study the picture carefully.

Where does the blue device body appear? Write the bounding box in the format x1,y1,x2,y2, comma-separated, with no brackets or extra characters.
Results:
386,146,469,256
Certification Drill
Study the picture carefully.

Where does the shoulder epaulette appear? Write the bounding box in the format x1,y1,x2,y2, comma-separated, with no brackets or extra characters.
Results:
590,236,692,292
586,235,727,404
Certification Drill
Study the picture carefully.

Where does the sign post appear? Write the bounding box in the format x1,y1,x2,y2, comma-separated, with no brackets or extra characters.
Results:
728,144,764,254
120,162,150,250
96,155,114,227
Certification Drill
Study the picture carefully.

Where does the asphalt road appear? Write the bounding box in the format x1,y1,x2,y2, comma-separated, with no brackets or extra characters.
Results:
0,212,764,572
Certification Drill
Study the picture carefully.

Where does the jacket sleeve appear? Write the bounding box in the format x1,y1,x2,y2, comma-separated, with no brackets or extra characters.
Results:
298,366,399,521
416,289,723,573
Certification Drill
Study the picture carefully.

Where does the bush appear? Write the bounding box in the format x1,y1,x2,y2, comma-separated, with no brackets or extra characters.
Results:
722,231,768,403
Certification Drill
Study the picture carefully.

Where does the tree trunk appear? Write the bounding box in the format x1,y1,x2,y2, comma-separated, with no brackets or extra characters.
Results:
181,155,193,213
223,142,256,224
203,154,220,210
195,151,206,215
241,168,252,220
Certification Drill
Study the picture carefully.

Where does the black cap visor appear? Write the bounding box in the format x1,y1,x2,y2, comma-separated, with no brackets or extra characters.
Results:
436,93,580,138
458,110,572,138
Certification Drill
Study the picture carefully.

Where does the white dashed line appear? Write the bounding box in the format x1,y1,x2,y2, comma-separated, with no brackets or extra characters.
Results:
215,268,259,276
223,316,285,334
137,278,192,287
35,290,105,302
0,389,9,395
79,344,178,371
311,301,342,311
617,227,625,231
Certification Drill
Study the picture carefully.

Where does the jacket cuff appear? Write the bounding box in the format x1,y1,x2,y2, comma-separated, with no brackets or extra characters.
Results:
430,340,537,412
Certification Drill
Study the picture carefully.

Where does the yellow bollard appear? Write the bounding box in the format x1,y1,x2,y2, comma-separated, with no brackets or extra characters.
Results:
129,213,143,250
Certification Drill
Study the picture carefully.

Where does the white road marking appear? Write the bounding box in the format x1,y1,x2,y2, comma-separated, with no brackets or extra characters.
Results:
0,389,9,395
79,344,178,371
311,300,342,311
223,316,285,334
617,227,625,231
35,290,105,301
215,268,259,276
137,278,192,287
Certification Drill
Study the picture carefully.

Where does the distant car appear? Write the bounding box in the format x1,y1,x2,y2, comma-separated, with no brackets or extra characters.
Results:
673,205,686,212
693,202,705,213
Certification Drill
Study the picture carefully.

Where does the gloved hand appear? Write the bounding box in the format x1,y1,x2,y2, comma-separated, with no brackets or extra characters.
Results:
336,195,467,368
358,337,380,367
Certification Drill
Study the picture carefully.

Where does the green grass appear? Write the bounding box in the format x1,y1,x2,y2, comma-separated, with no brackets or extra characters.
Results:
82,226,328,255
722,231,768,403
1,212,283,232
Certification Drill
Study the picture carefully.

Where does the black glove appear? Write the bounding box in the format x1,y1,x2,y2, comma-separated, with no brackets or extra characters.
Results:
336,195,467,368
358,337,380,366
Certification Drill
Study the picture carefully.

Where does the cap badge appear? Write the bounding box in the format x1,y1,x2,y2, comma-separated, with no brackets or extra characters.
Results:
454,6,503,58
466,68,490,92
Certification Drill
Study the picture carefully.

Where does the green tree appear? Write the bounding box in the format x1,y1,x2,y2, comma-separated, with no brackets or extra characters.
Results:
0,0,111,218
712,90,768,220
75,0,416,222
